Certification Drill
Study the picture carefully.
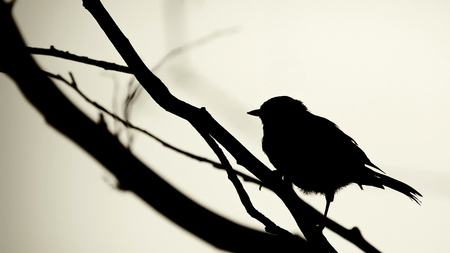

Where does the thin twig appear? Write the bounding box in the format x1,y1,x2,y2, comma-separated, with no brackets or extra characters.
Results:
43,70,262,186
0,4,305,248
27,27,238,75
27,27,240,130
82,0,336,250
28,46,132,73
152,26,239,72
194,108,292,236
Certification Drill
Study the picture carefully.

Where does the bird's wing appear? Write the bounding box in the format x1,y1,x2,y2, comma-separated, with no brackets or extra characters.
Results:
309,114,384,173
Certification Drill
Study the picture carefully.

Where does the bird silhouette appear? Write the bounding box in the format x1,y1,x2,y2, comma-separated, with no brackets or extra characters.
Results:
248,96,421,222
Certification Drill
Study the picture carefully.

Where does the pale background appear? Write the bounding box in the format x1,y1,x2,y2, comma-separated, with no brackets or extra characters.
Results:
1,0,449,252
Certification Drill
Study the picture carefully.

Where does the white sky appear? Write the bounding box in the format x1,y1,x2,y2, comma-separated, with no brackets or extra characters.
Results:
1,0,449,252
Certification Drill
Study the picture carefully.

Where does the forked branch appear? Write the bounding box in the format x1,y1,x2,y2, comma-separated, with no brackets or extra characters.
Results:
82,0,336,251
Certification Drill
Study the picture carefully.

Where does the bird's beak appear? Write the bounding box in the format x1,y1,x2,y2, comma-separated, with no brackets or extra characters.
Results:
247,109,260,117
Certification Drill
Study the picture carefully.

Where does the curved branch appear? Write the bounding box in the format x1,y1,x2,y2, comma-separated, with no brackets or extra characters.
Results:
82,0,336,251
0,0,381,252
0,2,308,252
44,70,264,186
81,1,384,252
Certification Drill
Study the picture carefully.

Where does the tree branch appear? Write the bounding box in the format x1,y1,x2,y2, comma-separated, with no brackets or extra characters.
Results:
0,1,308,252
44,69,263,186
81,1,385,252
82,0,336,251
27,26,239,75
28,45,132,73
194,108,293,237
0,0,382,251
45,69,298,238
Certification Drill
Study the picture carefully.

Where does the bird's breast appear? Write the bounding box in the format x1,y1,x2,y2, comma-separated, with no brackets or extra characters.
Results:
261,126,354,194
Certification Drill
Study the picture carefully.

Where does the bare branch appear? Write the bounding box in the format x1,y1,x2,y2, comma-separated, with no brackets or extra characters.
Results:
124,26,240,122
82,1,384,252
82,0,337,251
27,27,238,75
194,108,292,237
43,70,264,186
28,27,240,126
28,46,132,73
46,65,383,253
0,2,308,251
1,0,382,252
152,26,239,72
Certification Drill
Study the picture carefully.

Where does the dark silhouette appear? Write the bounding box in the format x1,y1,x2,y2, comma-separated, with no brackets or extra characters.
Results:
248,96,422,223
0,3,308,251
0,0,403,250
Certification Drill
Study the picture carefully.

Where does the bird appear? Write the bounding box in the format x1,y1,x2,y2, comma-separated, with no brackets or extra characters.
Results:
248,96,422,222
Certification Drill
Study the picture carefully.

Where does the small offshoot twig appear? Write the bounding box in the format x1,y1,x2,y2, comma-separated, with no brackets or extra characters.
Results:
43,70,262,186
47,69,289,236
193,108,292,236
27,27,240,126
28,46,132,73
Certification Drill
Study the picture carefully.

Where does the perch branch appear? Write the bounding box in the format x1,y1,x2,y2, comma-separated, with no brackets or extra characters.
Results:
82,0,339,251
0,2,308,251
194,108,292,237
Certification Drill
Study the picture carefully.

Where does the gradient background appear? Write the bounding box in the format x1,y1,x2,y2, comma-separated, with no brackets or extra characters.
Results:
1,0,449,252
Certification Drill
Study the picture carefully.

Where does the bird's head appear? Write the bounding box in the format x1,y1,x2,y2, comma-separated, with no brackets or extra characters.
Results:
248,96,309,123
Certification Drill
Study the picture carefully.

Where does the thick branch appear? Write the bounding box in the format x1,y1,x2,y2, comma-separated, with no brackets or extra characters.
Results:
1,0,381,252
43,70,381,253
82,0,336,251
0,1,308,252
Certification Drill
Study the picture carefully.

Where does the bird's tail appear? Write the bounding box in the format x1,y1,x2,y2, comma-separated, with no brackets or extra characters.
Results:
376,172,422,204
